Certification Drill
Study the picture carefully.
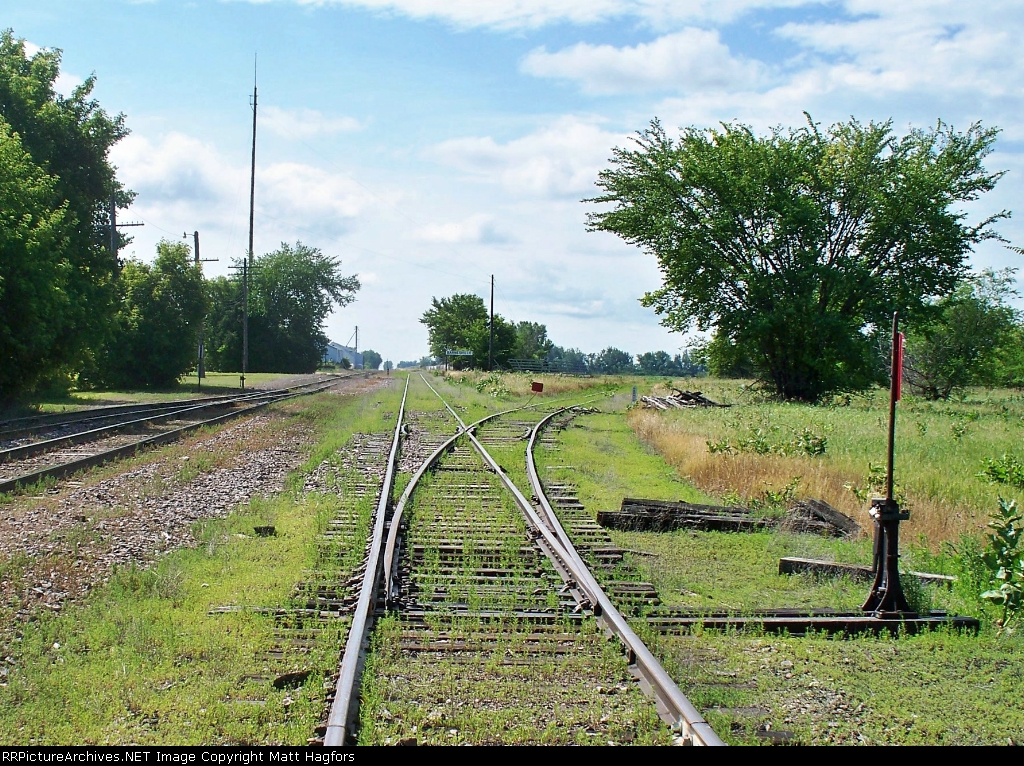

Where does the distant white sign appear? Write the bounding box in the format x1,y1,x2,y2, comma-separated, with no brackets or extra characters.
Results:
445,349,473,356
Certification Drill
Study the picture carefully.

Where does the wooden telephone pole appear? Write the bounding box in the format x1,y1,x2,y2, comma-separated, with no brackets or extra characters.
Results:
187,231,217,389
488,275,495,372
243,59,258,389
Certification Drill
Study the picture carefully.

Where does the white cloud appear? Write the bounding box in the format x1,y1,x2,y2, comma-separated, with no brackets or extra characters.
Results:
113,133,243,211
415,214,512,244
775,3,1024,101
239,0,819,29
110,131,379,267
261,106,362,138
429,117,624,197
522,29,764,95
261,162,373,221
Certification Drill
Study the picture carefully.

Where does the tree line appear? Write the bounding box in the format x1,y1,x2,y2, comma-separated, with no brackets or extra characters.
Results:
419,293,705,376
0,34,358,404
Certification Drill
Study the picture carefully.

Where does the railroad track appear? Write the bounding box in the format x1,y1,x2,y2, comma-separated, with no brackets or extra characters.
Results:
321,374,723,746
0,374,362,494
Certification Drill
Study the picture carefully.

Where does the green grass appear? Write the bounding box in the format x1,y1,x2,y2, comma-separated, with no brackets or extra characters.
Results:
2,372,316,418
546,411,714,513
0,498,332,744
356,391,672,746
0,380,404,745
536,400,1024,746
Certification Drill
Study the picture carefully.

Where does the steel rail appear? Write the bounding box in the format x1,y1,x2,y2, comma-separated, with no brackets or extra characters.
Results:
0,373,355,434
0,393,243,433
525,406,725,746
323,376,409,747
382,376,599,606
417,378,724,746
0,378,346,495
0,375,356,444
382,408,514,603
1,387,301,463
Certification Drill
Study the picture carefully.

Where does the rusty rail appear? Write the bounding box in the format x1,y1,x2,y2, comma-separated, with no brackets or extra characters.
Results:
0,377,350,495
525,406,725,746
415,378,724,746
323,376,409,747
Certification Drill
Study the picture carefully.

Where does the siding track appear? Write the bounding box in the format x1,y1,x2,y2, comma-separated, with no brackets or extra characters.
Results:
325,374,723,746
0,376,358,493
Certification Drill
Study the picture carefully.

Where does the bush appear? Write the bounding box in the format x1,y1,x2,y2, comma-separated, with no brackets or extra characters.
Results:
980,497,1024,630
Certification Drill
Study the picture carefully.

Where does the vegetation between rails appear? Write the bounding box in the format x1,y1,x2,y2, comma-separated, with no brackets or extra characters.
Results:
358,381,671,745
535,398,1024,745
0,383,401,744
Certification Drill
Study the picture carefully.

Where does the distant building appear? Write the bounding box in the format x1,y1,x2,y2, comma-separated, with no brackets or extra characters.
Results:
323,341,363,369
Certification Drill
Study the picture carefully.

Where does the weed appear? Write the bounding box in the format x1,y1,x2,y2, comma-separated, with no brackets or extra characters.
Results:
899,572,933,615
978,454,1024,489
474,373,511,398
844,462,887,504
704,418,828,458
174,453,214,483
980,497,1024,631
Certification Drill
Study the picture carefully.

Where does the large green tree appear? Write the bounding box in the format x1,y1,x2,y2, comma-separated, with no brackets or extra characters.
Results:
361,349,383,370
904,269,1021,400
91,241,207,389
587,347,635,374
512,321,554,360
420,293,516,370
206,242,359,374
0,119,72,402
0,32,130,397
589,116,1009,400
202,275,244,374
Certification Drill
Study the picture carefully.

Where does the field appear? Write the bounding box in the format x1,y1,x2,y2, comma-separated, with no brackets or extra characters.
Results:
628,378,1024,545
523,380,1024,745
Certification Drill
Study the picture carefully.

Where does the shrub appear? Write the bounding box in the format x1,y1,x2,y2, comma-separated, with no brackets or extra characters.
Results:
980,497,1024,630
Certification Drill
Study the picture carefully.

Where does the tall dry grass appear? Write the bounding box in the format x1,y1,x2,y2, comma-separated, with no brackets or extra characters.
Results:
627,401,1012,546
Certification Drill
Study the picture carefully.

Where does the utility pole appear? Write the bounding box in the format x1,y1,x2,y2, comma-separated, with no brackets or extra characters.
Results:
110,192,117,257
244,57,258,387
242,259,248,390
355,325,359,368
108,192,142,272
187,231,217,390
489,274,495,372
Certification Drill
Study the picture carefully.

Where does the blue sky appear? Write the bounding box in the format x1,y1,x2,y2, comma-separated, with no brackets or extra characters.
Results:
6,0,1023,362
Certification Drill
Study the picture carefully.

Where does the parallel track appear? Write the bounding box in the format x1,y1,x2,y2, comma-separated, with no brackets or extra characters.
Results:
324,374,724,746
0,375,360,494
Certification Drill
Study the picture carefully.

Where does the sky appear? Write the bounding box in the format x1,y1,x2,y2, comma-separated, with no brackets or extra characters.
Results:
6,0,1023,364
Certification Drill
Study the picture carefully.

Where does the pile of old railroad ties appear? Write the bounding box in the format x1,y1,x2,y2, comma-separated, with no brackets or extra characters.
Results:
638,389,730,410
0,375,358,494
595,496,973,636
315,374,723,747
